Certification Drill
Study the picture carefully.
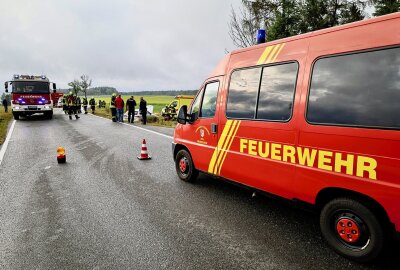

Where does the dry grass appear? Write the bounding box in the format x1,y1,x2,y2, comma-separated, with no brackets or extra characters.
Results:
0,109,13,144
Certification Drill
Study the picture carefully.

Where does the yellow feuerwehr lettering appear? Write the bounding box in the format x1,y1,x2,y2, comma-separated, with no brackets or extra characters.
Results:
297,147,317,167
283,145,296,163
271,143,282,161
258,141,270,158
240,139,248,153
334,153,354,175
356,156,377,180
318,150,333,171
248,140,257,156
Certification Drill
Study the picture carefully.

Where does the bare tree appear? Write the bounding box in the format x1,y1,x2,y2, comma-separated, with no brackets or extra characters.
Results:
80,74,92,99
229,0,278,48
68,80,82,96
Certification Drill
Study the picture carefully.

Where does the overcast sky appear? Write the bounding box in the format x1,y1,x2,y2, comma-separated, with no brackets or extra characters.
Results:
0,0,242,93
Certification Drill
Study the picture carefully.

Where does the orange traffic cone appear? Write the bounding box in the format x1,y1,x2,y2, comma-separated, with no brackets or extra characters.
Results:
137,139,151,160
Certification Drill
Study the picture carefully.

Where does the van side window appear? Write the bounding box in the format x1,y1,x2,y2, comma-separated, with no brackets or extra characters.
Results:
307,47,400,129
190,88,204,120
200,81,219,118
226,67,262,119
257,63,298,121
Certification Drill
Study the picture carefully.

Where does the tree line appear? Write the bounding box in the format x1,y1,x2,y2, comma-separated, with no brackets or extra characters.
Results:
230,0,400,47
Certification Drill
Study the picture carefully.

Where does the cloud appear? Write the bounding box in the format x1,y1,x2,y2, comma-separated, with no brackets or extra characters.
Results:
0,0,242,92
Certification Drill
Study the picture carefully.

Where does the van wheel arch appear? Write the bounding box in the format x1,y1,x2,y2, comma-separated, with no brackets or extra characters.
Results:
315,188,396,247
315,188,394,230
174,146,198,182
315,187,393,233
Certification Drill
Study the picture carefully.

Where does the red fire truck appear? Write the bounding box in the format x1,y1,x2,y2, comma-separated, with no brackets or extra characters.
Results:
173,13,400,262
4,75,57,120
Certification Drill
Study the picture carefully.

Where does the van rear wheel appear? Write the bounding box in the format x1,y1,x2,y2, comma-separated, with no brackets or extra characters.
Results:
175,149,198,182
320,198,385,263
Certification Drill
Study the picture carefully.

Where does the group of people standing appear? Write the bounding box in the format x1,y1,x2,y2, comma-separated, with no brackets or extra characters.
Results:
63,93,96,119
109,94,147,124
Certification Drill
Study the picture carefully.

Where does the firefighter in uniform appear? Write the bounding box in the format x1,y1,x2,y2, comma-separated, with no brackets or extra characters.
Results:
67,92,80,120
110,93,117,122
89,97,96,114
83,97,88,114
77,96,82,113
62,95,68,114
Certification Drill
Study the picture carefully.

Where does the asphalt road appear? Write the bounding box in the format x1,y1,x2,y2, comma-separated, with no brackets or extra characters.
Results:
0,110,399,270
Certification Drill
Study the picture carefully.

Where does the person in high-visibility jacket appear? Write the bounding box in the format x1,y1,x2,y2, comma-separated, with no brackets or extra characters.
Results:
67,92,80,120
110,93,117,122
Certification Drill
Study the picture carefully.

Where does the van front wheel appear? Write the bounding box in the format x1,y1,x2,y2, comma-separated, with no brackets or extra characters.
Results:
175,149,198,182
320,198,385,263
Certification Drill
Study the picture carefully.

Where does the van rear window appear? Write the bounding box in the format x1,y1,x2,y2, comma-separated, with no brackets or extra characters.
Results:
307,47,400,129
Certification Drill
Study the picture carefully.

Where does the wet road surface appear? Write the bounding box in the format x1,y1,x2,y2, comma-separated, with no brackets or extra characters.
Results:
0,110,399,269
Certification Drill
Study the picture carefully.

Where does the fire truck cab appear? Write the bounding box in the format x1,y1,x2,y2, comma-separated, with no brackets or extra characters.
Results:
173,13,400,262
5,75,57,120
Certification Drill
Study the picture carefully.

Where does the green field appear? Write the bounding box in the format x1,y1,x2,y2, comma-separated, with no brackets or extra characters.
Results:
0,110,12,144
89,95,174,114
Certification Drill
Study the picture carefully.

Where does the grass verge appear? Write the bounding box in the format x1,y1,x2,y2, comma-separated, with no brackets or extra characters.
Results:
90,106,176,128
0,110,13,145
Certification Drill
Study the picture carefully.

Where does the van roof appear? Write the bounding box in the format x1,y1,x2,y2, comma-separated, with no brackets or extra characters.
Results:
208,12,399,80
231,12,399,56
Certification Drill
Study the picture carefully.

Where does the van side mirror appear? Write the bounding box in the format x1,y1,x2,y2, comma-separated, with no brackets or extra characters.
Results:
5,82,8,92
53,83,57,91
177,105,187,124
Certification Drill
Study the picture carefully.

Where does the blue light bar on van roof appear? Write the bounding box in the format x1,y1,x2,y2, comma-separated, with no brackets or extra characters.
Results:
256,29,266,44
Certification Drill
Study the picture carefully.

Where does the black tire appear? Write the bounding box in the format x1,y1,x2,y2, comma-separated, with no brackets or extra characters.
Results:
175,149,198,182
45,111,53,119
13,113,19,120
320,198,386,263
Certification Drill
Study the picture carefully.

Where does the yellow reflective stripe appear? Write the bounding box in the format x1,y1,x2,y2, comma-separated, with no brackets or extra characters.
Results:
257,43,286,65
213,120,239,174
208,120,234,173
257,46,274,65
266,44,281,63
217,121,241,175
271,43,285,62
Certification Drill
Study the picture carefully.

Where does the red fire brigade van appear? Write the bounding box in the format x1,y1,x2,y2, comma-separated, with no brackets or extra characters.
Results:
173,13,400,262
4,75,57,120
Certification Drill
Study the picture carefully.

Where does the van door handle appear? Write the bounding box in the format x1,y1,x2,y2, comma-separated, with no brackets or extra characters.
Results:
211,123,218,134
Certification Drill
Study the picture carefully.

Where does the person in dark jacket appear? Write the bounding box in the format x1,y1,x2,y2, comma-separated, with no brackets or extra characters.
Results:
2,97,8,112
76,97,82,113
110,93,117,122
89,97,96,114
83,97,88,114
126,96,137,123
139,97,147,125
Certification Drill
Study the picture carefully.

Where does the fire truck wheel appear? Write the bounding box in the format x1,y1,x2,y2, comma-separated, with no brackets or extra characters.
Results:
47,112,53,119
320,198,385,263
13,113,20,120
175,149,198,182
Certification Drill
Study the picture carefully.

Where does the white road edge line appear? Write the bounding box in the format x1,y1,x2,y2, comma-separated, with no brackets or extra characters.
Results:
89,113,173,139
0,120,16,166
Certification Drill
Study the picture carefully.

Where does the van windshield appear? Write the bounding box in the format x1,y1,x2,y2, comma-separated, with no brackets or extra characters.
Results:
12,81,50,94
